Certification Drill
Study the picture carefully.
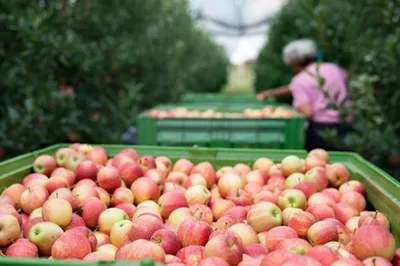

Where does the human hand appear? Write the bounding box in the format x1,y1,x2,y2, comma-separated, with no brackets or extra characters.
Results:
257,90,273,101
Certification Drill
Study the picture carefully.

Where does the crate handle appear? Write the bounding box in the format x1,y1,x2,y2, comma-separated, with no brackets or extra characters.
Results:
189,146,218,158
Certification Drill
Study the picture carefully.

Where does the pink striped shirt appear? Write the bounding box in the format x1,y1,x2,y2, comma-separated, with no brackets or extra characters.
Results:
289,62,349,123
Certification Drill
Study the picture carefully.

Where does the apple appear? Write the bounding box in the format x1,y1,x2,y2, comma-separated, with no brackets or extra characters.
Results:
326,163,349,187
132,206,161,221
359,211,390,229
93,231,111,247
0,214,20,246
218,172,245,198
330,259,364,266
75,178,96,188
340,191,366,212
186,173,207,187
51,230,92,259
339,181,365,196
129,213,164,241
285,173,305,188
268,175,286,186
29,222,63,256
65,152,86,171
95,187,111,207
156,156,173,172
308,192,336,207
109,220,133,247
260,249,296,266
307,220,339,246
151,229,181,255
20,185,49,214
97,166,121,193
42,198,72,228
33,155,57,176
247,202,282,233
176,245,204,266
199,256,230,266
288,211,317,238
178,217,213,246
112,154,135,170
294,181,317,199
305,155,326,171
29,207,42,220
308,149,329,162
278,189,307,210
277,238,312,255
78,197,107,227
209,199,235,220
5,238,38,258
352,225,395,260
1,184,25,208
306,245,338,266
159,191,189,218
0,204,21,225
184,185,210,206
165,254,183,264
321,188,341,203
98,208,129,235
306,205,335,221
138,155,157,171
23,173,48,188
281,255,322,266
215,214,240,230
189,204,214,224
116,239,165,263
363,257,392,266
269,164,283,176
281,207,302,225
191,161,216,189
111,187,134,206
173,158,194,175
332,203,359,224
225,206,248,221
216,166,238,181
227,189,253,206
281,155,303,177
67,226,97,252
259,226,298,250
22,217,43,238
45,176,69,194
75,160,98,181
163,182,186,195
138,200,159,209
115,203,136,219
77,144,93,154
72,185,100,204
83,251,114,261
51,168,76,186
55,147,75,166
253,157,274,175
119,148,139,161
86,147,108,165
204,231,244,266
245,170,267,186
304,167,329,191
392,249,400,266
244,183,262,196
243,243,268,259
118,162,143,187
97,244,118,258
233,163,252,177
228,223,258,247
131,177,160,204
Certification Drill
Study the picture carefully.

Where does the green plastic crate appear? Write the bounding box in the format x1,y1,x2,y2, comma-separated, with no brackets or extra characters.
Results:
180,93,276,107
137,104,305,149
0,144,399,256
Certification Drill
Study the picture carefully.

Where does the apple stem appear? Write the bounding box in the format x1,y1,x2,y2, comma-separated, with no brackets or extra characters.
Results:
0,250,5,257
374,211,378,219
232,237,237,246
199,212,203,219
193,208,199,216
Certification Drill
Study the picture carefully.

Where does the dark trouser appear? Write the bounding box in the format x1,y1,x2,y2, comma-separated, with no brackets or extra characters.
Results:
306,121,351,152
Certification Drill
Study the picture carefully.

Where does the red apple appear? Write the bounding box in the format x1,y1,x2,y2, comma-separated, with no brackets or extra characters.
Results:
5,238,38,258
72,185,100,204
269,164,283,176
178,217,213,246
363,257,392,266
352,225,396,260
191,161,216,189
97,166,121,193
23,173,48,188
218,172,245,198
204,231,244,266
339,191,366,212
177,245,204,266
159,191,189,218
209,199,235,220
330,259,364,266
138,155,157,171
165,254,183,264
20,186,49,214
118,162,144,187
308,192,336,207
243,243,268,259
245,170,267,186
281,155,303,177
0,203,21,225
112,154,135,170
281,255,322,266
392,249,400,266
225,206,248,221
306,205,335,221
78,197,106,227
44,176,69,194
132,206,161,221
156,156,173,172
261,226,298,250
115,203,136,219
304,167,329,191
75,178,96,188
76,160,98,180
119,148,139,161
167,208,193,227
1,184,24,208
145,168,166,187
0,214,20,246
326,163,349,187
306,245,338,266
42,198,72,228
95,187,111,207
288,211,317,238
227,189,253,206
131,177,160,204
332,203,359,224
116,239,166,262
66,226,97,252
321,188,341,203
305,154,326,172
51,167,76,186
358,211,390,229
294,181,317,199
254,190,278,204
215,214,240,230
233,163,252,177
285,173,305,188
307,220,339,246
82,251,114,261
129,213,164,241
185,185,211,206
260,249,296,266
151,229,181,255
309,149,329,162
65,152,86,171
51,230,92,259
164,182,186,195
173,158,194,175
277,238,312,255
228,223,258,247
111,187,134,206
199,256,230,266
253,157,274,175
33,155,57,176
29,222,63,256
86,147,108,165
189,204,214,224
339,181,365,196
247,202,282,233
55,147,75,167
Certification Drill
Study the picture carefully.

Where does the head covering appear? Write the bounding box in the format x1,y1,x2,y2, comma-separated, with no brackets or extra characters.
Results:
283,39,317,66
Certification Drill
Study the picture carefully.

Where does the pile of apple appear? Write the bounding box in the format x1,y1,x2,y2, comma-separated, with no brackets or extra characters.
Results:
150,106,296,119
0,144,399,266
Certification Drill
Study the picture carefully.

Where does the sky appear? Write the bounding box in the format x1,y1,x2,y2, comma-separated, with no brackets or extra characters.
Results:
189,0,287,65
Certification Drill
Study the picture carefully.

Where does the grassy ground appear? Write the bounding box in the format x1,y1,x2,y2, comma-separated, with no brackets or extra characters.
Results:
222,64,255,94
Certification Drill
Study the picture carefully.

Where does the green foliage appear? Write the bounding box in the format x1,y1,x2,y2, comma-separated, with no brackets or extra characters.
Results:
0,0,228,159
255,0,400,163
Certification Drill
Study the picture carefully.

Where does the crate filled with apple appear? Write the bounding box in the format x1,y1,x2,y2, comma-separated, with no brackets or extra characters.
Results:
0,144,399,266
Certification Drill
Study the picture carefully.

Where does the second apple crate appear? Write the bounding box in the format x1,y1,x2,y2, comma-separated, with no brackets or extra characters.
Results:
137,103,305,149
